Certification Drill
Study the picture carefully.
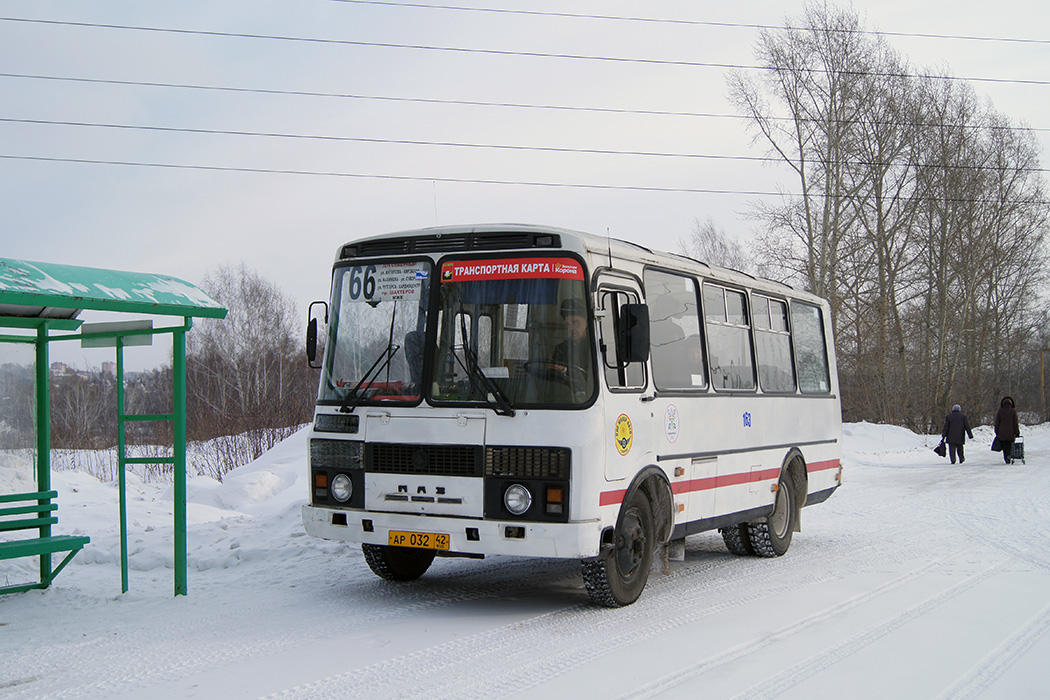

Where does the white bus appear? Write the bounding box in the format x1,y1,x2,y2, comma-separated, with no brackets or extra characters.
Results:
302,224,842,607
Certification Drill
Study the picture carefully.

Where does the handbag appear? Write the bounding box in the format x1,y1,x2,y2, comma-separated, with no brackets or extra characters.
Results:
992,436,1002,452
934,440,947,457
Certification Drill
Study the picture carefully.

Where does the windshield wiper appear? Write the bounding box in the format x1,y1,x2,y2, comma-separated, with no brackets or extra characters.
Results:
339,344,401,414
455,311,515,417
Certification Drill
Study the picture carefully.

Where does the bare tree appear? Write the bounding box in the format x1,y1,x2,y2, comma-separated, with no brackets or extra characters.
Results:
679,217,753,272
728,3,869,312
730,2,1050,427
187,264,316,453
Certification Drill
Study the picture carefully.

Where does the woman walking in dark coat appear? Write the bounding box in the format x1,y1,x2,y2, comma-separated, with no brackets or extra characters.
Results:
941,405,974,465
994,396,1020,464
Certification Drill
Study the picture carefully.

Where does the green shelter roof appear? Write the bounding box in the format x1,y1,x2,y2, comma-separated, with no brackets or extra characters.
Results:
0,258,227,320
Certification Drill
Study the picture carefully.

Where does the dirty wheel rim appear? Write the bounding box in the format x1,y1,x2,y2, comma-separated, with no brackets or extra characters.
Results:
616,508,647,577
769,480,791,539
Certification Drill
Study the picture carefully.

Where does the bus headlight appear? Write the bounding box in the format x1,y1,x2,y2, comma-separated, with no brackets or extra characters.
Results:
504,484,532,515
331,474,353,503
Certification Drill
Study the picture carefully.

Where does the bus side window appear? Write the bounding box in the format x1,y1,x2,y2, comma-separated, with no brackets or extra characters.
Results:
598,289,645,389
753,295,796,393
703,283,756,391
643,268,706,390
791,301,832,393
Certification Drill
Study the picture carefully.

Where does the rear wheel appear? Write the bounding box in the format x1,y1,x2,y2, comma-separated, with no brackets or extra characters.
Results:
747,471,795,557
361,544,436,581
582,490,655,607
720,523,755,556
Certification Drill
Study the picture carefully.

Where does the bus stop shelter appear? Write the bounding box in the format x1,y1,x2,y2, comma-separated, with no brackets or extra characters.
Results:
0,257,226,596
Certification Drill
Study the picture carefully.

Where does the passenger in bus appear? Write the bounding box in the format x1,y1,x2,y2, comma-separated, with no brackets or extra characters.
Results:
941,404,974,465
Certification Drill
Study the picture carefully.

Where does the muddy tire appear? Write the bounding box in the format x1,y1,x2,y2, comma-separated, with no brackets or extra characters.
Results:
582,490,655,607
747,472,795,558
720,523,756,556
362,544,436,581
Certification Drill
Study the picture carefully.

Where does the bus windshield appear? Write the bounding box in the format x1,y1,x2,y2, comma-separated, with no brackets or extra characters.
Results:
321,260,431,405
429,256,595,407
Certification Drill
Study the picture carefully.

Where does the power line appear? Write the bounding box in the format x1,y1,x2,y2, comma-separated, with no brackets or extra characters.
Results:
0,16,747,70
0,71,742,120
0,153,782,196
326,0,1050,46
2,16,1049,87
0,116,769,163
2,154,1046,205
3,73,1047,136
4,116,1049,174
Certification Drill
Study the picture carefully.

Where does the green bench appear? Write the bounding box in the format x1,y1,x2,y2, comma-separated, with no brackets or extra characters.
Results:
0,490,90,595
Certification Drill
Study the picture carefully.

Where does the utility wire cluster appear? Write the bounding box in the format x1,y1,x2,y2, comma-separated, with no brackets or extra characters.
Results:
1,6,1047,201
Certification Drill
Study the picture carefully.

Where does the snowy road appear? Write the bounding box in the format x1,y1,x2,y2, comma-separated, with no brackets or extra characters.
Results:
2,423,1049,699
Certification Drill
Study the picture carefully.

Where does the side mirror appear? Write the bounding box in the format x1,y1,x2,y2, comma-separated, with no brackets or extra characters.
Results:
618,303,650,364
306,301,328,369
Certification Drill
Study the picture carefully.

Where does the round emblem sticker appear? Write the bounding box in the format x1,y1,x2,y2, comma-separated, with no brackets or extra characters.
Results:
665,404,680,443
614,414,634,456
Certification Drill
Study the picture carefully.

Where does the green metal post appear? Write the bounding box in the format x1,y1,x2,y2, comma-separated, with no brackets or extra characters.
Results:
35,325,52,586
116,338,129,594
173,324,188,596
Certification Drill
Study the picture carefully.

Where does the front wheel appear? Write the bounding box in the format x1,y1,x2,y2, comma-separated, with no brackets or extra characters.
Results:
747,471,796,557
582,490,655,607
361,544,436,581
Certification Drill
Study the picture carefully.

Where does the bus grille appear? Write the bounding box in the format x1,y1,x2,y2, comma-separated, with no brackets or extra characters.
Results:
485,446,571,479
367,443,482,476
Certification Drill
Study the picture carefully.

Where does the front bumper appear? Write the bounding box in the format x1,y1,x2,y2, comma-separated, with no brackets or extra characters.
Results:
302,505,603,559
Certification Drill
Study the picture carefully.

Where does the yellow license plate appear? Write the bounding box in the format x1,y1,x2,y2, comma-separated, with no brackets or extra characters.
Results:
388,530,450,550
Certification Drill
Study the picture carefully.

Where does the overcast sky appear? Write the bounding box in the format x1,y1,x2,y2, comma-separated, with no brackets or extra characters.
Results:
2,0,1048,369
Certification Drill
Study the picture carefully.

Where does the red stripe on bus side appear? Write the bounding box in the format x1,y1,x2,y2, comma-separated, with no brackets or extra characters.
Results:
600,467,783,505
599,489,628,506
807,459,841,472
670,468,781,495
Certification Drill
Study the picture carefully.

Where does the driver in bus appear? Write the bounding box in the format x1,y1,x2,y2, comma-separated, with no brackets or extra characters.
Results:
551,298,589,373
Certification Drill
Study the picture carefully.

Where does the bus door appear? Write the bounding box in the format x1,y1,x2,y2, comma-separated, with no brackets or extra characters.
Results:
642,267,714,526
595,275,650,483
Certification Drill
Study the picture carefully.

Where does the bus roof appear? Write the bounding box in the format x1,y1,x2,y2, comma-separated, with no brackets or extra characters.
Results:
336,224,815,303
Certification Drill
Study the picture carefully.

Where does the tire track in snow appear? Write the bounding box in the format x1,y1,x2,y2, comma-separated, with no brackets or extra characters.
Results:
611,551,962,700
723,558,1009,700
4,499,941,700
261,533,947,700
4,556,588,700
931,461,1050,572
262,569,835,700
933,599,1050,700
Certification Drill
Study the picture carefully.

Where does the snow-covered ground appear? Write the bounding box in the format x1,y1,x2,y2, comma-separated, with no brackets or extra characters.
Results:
2,422,1049,700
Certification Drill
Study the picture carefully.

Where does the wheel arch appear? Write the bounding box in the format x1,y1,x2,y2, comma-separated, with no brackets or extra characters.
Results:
602,465,674,549
780,447,808,533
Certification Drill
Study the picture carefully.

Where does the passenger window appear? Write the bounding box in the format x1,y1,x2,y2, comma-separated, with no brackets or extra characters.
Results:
792,301,831,393
703,285,725,321
643,269,706,390
703,283,755,391
753,295,795,393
